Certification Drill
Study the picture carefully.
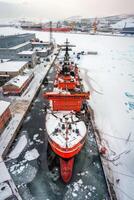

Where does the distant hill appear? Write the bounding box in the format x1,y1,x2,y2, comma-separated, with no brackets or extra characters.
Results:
65,16,83,21
111,17,134,29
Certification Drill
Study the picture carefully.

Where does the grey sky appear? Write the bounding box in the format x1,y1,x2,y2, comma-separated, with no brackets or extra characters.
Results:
0,0,134,20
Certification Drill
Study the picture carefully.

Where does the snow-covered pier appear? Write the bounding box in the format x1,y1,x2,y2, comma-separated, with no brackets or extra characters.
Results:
0,48,59,200
0,49,59,158
0,156,22,199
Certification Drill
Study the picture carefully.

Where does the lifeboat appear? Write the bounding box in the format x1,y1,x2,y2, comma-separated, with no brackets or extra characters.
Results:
44,39,90,182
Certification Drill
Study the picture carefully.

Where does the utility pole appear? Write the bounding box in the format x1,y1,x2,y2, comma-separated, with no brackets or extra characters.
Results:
49,21,53,45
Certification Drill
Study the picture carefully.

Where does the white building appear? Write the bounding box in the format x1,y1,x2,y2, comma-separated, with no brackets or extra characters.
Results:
34,48,49,57
17,51,37,68
0,61,28,77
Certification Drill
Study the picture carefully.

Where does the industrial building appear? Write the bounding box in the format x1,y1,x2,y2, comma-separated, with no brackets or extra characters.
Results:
31,41,50,48
0,33,35,48
0,100,11,134
0,42,32,60
0,33,35,59
31,41,53,57
34,48,49,57
17,51,37,67
0,61,28,77
3,72,34,95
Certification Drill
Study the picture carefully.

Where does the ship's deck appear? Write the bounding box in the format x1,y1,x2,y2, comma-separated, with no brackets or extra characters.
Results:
46,111,87,148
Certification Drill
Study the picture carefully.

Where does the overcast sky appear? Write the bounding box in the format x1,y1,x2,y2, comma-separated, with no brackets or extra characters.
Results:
0,0,134,20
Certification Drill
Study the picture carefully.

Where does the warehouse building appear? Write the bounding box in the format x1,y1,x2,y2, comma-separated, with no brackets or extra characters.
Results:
17,51,37,67
31,41,53,56
0,33,35,59
35,48,49,57
3,73,34,95
0,33,35,48
0,42,32,59
0,61,28,77
0,61,28,86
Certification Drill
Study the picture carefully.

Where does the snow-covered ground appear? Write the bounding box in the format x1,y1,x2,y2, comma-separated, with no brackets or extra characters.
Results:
0,27,134,200
79,42,134,200
0,157,22,200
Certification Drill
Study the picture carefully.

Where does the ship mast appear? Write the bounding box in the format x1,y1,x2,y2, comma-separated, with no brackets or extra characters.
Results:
64,39,70,62
61,39,75,75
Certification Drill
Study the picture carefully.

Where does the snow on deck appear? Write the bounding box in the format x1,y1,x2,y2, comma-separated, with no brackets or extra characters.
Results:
46,111,87,148
0,61,28,72
0,100,10,116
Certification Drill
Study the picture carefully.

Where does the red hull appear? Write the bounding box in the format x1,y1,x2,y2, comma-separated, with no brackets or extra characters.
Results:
48,136,86,183
49,137,86,159
60,157,74,183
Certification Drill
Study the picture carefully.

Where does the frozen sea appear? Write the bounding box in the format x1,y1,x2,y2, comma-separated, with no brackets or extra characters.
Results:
1,27,134,200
